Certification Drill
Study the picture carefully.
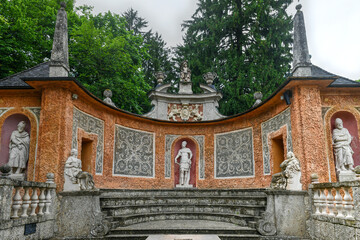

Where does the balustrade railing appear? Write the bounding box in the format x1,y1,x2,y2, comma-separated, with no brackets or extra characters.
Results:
0,173,56,221
311,181,360,220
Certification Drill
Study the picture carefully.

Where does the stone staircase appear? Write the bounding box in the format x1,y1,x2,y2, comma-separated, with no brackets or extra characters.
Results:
99,188,268,239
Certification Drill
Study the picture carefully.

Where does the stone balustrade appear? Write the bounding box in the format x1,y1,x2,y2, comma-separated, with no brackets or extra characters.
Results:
310,181,360,221
0,173,56,221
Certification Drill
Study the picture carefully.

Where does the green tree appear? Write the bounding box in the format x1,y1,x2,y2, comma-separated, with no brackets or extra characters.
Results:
69,9,151,114
176,0,293,115
122,8,175,88
0,0,74,79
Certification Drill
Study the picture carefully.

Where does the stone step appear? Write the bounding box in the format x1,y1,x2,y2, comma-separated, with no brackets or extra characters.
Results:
103,203,265,217
105,234,262,240
100,188,267,198
109,226,258,235
100,196,267,207
110,212,260,227
104,220,261,239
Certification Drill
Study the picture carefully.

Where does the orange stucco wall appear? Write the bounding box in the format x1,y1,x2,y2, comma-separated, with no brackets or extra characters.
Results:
1,79,360,192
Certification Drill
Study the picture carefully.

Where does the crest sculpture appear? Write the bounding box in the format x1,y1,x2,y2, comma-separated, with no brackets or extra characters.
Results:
144,60,225,121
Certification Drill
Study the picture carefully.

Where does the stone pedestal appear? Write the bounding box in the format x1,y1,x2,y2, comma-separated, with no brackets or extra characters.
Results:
176,184,193,188
286,172,302,190
339,171,356,182
63,174,80,191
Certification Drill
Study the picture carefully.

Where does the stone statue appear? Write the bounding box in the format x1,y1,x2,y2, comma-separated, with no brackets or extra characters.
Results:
175,141,193,187
252,92,263,108
103,89,116,107
64,149,96,191
332,118,354,173
270,152,301,190
8,121,30,175
180,60,191,83
77,171,96,190
280,151,302,190
64,149,82,184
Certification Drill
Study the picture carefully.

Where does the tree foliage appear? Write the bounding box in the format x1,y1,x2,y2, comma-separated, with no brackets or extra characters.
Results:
176,0,293,115
0,1,175,114
0,0,74,78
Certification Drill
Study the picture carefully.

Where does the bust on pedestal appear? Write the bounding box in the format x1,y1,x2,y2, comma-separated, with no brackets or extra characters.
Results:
332,118,356,182
175,141,193,188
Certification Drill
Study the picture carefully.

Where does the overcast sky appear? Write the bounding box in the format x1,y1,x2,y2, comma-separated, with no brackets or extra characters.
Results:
75,0,360,80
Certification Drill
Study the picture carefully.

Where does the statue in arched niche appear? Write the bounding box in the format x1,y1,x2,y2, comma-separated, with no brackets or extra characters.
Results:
175,141,193,187
332,118,355,173
8,121,30,175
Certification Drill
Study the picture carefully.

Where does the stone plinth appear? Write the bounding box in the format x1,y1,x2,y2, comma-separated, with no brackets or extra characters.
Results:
175,184,193,188
339,171,356,182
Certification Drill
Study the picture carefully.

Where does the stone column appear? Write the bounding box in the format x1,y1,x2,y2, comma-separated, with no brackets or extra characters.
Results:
36,87,73,190
291,85,328,187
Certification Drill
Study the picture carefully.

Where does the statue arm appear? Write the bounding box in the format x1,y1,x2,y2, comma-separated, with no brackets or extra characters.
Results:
174,151,181,163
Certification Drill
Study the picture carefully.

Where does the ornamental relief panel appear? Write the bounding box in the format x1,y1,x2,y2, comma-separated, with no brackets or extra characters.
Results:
168,103,203,122
72,108,104,174
215,128,254,178
261,108,293,175
113,125,154,177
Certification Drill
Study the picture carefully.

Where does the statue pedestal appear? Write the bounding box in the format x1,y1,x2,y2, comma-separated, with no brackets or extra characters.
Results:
9,173,25,181
176,184,193,188
339,171,356,182
63,174,80,191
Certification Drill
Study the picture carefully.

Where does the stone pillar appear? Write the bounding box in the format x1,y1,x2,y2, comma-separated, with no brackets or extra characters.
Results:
291,85,328,187
36,87,73,190
0,179,14,220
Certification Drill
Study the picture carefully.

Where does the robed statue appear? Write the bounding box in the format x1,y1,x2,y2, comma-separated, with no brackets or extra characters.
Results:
332,118,354,173
8,121,30,174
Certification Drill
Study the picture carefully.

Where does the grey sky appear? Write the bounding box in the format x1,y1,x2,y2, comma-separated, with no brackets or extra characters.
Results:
75,0,360,80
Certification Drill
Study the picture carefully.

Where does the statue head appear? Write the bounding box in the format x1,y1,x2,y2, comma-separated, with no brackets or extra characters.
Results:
286,151,295,159
335,118,343,129
70,148,78,157
181,60,188,69
182,141,187,148
17,121,26,132
103,89,112,98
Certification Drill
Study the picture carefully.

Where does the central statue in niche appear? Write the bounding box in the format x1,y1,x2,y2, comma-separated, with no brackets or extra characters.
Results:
175,141,193,188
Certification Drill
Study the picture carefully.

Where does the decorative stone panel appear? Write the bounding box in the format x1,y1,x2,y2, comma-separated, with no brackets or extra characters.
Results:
0,108,12,118
113,125,155,177
322,107,331,120
25,107,41,123
72,108,104,174
215,128,254,178
165,135,205,179
261,108,292,175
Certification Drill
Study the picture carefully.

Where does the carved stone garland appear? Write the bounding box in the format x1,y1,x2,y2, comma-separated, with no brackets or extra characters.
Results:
168,104,203,122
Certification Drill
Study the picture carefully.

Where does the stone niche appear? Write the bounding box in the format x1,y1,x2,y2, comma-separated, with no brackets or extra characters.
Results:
330,111,360,167
0,114,31,170
173,138,197,187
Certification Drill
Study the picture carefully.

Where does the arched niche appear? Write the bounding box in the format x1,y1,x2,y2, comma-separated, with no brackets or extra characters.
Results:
0,114,31,168
173,138,197,187
330,111,360,167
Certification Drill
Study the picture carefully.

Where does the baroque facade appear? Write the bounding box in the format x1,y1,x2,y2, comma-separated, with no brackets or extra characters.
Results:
0,3,360,240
